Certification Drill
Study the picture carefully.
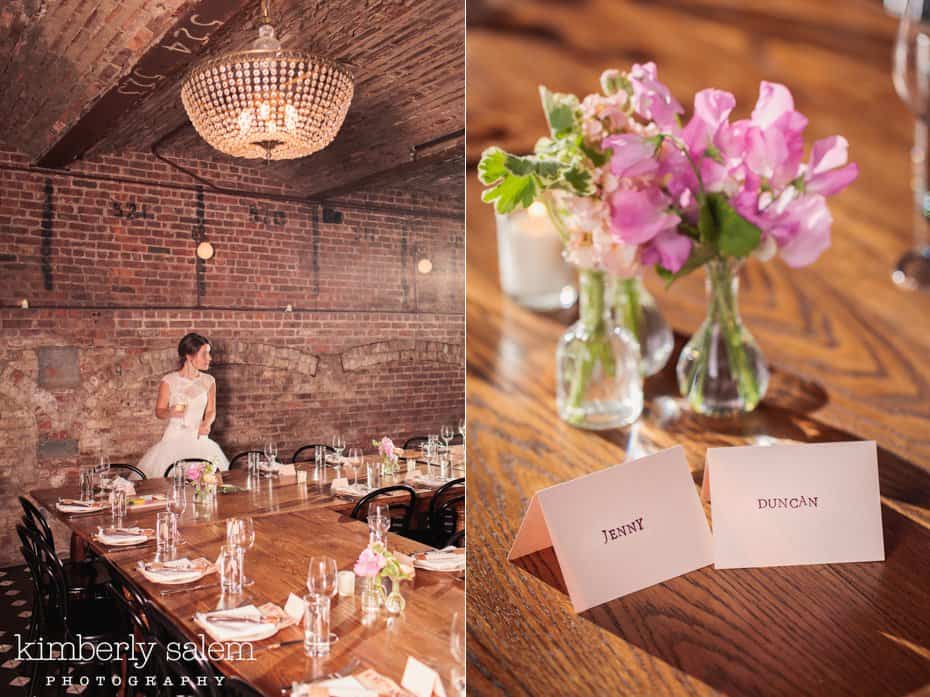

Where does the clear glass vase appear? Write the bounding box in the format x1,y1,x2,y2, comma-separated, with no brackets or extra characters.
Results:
556,269,643,429
611,275,673,377
384,577,405,615
676,259,769,415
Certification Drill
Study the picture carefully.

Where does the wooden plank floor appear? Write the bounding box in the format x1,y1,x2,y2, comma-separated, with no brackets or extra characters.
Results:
466,1,930,695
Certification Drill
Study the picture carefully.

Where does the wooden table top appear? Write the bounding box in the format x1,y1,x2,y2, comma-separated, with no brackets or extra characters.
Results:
466,1,930,695
30,470,464,695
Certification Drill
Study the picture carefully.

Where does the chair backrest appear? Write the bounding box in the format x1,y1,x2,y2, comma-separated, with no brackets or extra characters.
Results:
224,678,266,697
402,436,429,451
17,523,70,633
163,458,208,479
291,443,335,463
107,567,151,638
109,463,147,480
428,478,465,544
229,450,263,470
351,485,418,534
19,495,55,549
446,528,465,548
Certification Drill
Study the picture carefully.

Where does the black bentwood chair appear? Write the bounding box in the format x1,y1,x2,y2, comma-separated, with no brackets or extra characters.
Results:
18,496,110,600
291,443,335,464
106,571,159,697
163,458,208,479
402,436,429,451
224,678,266,697
427,477,465,548
17,524,123,697
108,463,147,480
228,450,263,470
351,485,418,536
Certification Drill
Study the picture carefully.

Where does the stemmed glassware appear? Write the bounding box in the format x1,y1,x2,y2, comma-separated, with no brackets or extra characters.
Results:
458,417,466,442
306,556,339,641
331,434,345,466
368,502,391,545
166,481,187,544
227,516,256,586
264,440,278,468
441,424,455,450
347,447,362,487
893,0,930,289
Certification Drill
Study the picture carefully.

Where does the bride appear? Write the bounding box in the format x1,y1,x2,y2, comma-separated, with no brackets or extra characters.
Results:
137,333,230,479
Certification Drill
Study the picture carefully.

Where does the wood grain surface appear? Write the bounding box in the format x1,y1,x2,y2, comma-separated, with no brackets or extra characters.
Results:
29,468,464,695
466,1,930,695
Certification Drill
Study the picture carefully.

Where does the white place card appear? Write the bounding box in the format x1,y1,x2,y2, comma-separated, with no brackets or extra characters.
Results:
705,441,884,569
284,592,307,623
508,446,713,612
401,656,447,697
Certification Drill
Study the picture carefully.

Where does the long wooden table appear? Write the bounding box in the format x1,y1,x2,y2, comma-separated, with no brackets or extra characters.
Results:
30,467,464,695
466,1,930,695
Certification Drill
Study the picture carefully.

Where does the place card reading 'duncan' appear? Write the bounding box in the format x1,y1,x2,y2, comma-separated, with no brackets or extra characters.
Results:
508,446,713,612
705,441,884,569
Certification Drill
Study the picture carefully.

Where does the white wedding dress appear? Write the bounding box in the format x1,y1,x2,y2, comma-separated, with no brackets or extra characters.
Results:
137,371,230,479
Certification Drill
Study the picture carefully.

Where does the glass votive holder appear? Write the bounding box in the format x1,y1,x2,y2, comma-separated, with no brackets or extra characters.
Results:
495,201,578,311
303,594,331,656
366,462,381,490
337,570,355,597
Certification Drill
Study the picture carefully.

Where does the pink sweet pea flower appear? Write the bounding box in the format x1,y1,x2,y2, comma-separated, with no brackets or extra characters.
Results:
609,188,680,245
640,229,693,273
681,89,736,156
353,546,387,578
602,134,659,178
768,194,833,267
628,62,683,129
379,436,395,459
804,136,859,196
185,461,204,481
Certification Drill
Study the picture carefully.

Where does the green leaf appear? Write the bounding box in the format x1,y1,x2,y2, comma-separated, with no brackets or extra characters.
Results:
715,198,761,258
481,174,538,214
539,86,579,138
562,167,594,196
477,147,507,185
580,142,610,168
698,194,719,246
656,244,715,286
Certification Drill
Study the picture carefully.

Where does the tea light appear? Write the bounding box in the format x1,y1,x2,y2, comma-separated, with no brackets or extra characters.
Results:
495,201,577,311
338,570,355,596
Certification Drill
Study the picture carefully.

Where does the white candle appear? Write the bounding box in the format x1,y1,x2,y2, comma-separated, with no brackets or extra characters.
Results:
338,570,356,596
495,201,577,310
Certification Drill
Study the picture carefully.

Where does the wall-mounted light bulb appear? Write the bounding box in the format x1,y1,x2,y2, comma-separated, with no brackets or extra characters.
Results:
417,258,433,274
196,241,215,260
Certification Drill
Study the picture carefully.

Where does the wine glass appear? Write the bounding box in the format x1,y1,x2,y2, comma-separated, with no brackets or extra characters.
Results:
306,556,339,641
458,417,466,440
347,447,362,487
367,502,391,544
227,517,256,586
893,0,930,289
166,482,187,544
441,424,454,450
331,434,345,465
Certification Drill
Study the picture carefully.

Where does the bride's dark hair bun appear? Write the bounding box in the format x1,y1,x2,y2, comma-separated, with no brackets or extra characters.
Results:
178,333,210,368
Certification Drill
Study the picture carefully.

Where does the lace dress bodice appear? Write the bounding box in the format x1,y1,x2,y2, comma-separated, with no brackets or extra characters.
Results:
162,371,213,437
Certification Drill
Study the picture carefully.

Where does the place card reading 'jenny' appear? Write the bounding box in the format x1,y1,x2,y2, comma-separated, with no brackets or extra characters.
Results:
707,441,884,570
508,446,713,613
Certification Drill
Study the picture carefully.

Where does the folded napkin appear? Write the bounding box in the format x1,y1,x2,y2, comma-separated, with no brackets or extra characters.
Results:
331,480,369,498
94,526,152,546
194,602,292,642
105,476,136,495
137,557,213,585
258,460,280,473
404,472,452,489
56,499,106,513
412,547,465,572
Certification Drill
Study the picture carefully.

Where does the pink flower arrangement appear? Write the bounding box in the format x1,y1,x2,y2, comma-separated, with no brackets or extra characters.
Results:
377,436,395,460
478,65,857,279
185,460,205,481
353,546,387,578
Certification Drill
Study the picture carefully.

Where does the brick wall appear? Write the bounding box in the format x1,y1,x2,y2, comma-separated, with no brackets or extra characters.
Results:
0,146,464,565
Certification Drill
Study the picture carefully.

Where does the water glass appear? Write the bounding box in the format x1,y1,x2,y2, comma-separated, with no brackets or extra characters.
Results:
218,544,244,594
314,445,325,468
247,452,259,477
303,594,331,656
110,490,126,524
79,467,95,502
366,461,381,490
156,511,178,556
172,461,186,488
332,434,345,463
439,452,452,480
348,448,362,487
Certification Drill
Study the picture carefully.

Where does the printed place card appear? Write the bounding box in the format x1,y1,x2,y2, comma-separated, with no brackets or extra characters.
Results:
508,446,713,612
707,441,884,569
401,656,447,697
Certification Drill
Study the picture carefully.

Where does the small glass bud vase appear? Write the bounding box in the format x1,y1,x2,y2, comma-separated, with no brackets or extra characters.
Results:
384,577,405,615
556,269,643,429
611,275,673,377
677,259,769,415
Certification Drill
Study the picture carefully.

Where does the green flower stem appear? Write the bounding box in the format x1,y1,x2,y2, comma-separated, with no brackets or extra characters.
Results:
616,277,642,345
566,270,615,423
707,260,760,409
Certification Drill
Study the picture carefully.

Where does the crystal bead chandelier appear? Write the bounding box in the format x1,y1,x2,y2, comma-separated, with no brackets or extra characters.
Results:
181,0,354,161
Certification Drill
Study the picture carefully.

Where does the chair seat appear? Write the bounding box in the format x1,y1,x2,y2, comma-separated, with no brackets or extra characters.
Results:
42,596,124,642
